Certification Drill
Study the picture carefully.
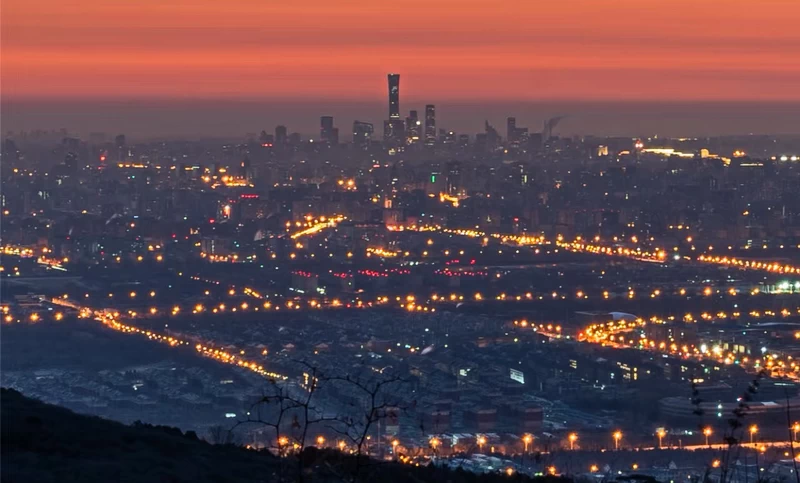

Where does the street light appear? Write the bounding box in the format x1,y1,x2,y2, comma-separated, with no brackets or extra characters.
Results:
656,429,666,449
391,440,399,453
793,422,800,441
703,427,712,447
749,425,758,444
522,434,533,453
316,435,325,447
338,440,346,452
477,435,487,453
569,433,578,450
278,436,289,455
613,431,623,450
429,437,441,452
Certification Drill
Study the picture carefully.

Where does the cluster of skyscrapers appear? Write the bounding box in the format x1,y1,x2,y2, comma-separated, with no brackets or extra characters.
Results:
304,74,543,155
382,74,437,148
313,74,439,151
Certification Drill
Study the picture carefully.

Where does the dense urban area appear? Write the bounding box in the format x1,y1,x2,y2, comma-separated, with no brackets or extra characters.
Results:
3,75,800,482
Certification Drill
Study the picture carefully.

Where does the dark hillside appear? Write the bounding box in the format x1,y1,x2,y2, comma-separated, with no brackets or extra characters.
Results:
1,388,565,483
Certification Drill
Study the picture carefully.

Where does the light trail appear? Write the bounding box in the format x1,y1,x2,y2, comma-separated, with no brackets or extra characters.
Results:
45,296,288,380
698,254,800,275
289,215,345,240
519,309,800,380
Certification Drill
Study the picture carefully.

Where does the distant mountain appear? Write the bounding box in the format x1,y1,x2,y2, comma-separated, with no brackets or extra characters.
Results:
1,388,560,483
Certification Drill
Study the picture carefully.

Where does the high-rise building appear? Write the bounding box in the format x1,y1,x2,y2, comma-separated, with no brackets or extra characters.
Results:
259,130,274,147
384,119,405,145
406,110,421,144
527,133,543,152
425,162,442,195
388,74,400,119
424,105,436,146
240,157,252,180
507,117,517,143
275,125,287,147
320,116,338,145
485,121,500,152
64,152,79,173
115,134,126,161
353,121,373,150
445,160,461,196
320,116,333,138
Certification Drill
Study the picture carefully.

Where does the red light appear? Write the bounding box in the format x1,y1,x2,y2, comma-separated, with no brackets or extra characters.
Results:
209,219,215,224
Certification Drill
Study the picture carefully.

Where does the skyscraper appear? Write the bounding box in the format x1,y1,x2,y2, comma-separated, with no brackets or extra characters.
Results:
115,134,126,161
320,116,338,145
352,121,373,150
507,117,517,143
275,125,287,147
388,74,400,119
384,119,405,145
384,74,405,146
445,160,461,196
64,152,79,174
424,105,436,146
485,120,500,152
406,110,421,144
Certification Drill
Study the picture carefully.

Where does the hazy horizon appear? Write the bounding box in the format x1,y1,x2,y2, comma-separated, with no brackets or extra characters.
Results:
4,99,800,141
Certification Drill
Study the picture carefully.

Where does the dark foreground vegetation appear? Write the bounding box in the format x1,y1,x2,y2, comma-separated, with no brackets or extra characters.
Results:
1,388,569,483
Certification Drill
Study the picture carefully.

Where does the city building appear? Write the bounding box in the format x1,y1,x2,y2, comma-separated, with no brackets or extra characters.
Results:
388,73,400,120
352,121,373,150
406,110,421,145
425,105,436,146
320,116,338,146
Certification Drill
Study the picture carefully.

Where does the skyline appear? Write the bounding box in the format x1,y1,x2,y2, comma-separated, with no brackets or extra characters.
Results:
4,0,800,138
4,99,800,140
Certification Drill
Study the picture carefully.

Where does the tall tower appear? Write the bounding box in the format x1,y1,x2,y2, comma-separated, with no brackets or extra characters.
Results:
352,121,374,150
320,116,335,145
425,105,436,146
275,125,287,147
507,117,517,143
406,110,420,144
115,134,126,162
388,74,400,120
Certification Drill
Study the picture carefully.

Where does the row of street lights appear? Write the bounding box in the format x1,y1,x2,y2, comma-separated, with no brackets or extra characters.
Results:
277,423,800,457
658,423,800,448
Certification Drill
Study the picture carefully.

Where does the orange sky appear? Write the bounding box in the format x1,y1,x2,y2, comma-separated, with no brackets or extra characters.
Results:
3,0,800,102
